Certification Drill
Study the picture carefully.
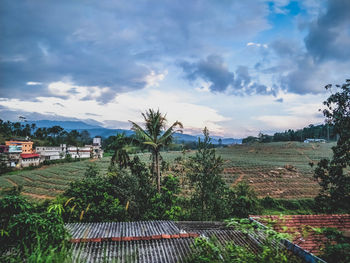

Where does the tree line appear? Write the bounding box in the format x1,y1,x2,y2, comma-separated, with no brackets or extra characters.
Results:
243,123,336,143
0,119,93,146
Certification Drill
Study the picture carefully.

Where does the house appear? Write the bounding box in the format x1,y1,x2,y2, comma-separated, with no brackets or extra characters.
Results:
20,153,40,167
67,146,91,159
304,138,326,143
0,144,22,167
6,139,34,153
250,214,350,259
36,144,66,161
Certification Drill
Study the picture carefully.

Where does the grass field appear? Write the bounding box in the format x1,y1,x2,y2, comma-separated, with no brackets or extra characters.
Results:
0,142,334,201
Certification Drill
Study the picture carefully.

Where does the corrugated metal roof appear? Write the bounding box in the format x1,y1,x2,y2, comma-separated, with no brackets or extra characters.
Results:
65,221,268,262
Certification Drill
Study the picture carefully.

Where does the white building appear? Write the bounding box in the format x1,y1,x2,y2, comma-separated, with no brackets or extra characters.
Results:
67,146,91,159
304,138,326,143
36,144,66,161
20,153,40,167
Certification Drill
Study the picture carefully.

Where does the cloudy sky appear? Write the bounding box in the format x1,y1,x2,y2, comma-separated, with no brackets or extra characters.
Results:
0,0,349,137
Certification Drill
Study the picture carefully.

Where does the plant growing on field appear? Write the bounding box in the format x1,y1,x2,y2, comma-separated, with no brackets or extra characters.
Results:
129,109,183,192
84,162,99,178
107,133,132,169
186,127,226,220
225,182,261,218
0,188,69,261
314,79,350,211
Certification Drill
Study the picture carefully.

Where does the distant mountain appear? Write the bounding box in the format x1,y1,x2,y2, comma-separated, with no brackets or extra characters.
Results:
25,120,241,145
24,120,102,130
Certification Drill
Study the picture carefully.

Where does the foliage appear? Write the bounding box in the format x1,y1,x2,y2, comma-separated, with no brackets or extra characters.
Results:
186,127,226,220
0,188,69,260
129,109,183,192
317,227,350,263
145,175,183,220
242,123,336,143
314,79,350,212
224,182,261,218
188,218,302,263
0,119,93,147
260,197,316,215
107,133,132,169
84,162,99,178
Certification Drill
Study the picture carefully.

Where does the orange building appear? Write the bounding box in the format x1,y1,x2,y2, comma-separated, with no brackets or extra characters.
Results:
5,140,34,154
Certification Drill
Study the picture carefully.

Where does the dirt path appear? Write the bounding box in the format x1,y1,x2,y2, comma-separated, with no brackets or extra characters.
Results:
22,192,55,200
6,178,18,187
296,149,314,163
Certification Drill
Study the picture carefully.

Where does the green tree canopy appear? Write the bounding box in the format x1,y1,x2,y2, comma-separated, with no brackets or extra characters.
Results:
129,109,183,192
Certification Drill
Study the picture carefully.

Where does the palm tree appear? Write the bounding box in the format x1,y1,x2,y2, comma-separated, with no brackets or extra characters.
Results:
108,133,132,169
129,109,183,192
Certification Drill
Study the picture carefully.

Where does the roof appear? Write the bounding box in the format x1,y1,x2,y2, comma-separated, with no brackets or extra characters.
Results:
251,214,350,255
20,153,40,159
65,221,264,262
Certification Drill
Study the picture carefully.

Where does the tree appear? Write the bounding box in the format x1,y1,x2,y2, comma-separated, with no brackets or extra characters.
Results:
186,127,226,220
314,79,350,211
108,133,131,169
129,109,183,192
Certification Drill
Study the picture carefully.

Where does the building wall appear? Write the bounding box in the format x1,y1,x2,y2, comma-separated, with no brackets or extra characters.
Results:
6,140,33,153
20,157,40,167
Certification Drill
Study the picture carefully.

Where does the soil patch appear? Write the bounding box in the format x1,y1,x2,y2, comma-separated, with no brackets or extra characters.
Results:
22,192,55,200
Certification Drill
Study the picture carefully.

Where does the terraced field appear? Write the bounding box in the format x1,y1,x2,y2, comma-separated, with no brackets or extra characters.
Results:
0,158,110,201
0,142,334,201
218,142,334,199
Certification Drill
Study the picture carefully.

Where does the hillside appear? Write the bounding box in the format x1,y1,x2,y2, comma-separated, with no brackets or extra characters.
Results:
0,141,333,201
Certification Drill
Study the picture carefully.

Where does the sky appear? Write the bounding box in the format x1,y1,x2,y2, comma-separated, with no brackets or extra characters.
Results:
0,0,349,138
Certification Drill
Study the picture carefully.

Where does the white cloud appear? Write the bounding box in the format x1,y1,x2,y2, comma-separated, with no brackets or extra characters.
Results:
247,42,268,48
145,70,167,88
0,83,229,136
26,82,42,86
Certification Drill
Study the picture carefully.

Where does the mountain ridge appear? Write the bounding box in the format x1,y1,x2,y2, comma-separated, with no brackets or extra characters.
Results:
23,120,242,145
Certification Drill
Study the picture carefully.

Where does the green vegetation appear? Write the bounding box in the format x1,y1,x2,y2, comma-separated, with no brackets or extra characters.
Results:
243,123,336,143
130,108,183,192
314,79,350,213
0,119,93,147
0,141,334,201
188,218,302,263
318,227,350,263
0,188,70,262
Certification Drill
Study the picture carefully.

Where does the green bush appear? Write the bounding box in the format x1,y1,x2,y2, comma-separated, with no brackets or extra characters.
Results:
0,188,69,261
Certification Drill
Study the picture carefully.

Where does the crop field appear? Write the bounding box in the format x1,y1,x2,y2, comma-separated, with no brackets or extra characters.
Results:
217,142,334,199
0,142,334,201
0,158,110,201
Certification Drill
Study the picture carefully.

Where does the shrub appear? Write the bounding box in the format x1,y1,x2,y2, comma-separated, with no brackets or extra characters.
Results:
0,188,69,261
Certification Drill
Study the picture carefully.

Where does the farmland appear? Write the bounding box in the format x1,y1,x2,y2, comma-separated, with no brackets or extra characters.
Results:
0,142,334,201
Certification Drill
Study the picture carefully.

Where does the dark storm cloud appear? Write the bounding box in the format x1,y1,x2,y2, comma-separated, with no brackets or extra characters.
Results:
304,0,350,61
0,0,269,102
180,55,234,92
181,55,276,96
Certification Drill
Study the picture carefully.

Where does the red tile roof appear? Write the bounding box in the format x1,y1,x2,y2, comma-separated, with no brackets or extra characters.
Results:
20,153,40,159
251,214,350,255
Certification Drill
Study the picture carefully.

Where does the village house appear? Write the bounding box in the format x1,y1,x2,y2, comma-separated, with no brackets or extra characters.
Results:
3,139,40,167
36,144,66,161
